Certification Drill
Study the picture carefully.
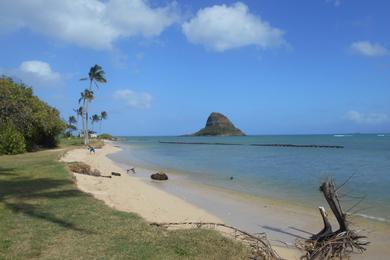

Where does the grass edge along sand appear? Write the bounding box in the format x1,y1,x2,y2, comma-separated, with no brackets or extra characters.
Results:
0,142,249,259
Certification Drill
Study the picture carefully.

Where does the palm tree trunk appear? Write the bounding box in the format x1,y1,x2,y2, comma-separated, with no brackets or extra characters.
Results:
81,111,85,143
84,80,93,145
85,106,89,145
82,99,88,145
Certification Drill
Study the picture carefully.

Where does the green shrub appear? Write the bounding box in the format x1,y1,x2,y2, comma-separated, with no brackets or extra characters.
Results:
98,133,115,140
0,76,66,151
0,123,26,155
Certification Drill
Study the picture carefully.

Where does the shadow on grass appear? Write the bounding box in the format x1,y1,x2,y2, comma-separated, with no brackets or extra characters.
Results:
0,166,93,234
5,201,92,233
0,167,16,176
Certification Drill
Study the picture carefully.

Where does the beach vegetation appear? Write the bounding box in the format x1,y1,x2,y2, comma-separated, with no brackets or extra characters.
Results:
65,116,78,137
99,111,108,130
80,64,107,145
0,76,66,153
0,122,26,155
98,133,115,140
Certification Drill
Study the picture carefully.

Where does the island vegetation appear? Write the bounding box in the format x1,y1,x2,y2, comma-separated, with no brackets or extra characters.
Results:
193,112,245,136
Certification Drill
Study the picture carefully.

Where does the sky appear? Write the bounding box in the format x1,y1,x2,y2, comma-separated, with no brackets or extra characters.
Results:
0,0,389,135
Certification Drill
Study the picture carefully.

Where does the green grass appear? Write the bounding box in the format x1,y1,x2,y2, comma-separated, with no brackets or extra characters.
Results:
58,137,84,147
0,149,248,259
59,137,103,148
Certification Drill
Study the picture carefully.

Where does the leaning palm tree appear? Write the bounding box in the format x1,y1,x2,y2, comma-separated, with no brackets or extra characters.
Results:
80,64,107,145
79,89,94,144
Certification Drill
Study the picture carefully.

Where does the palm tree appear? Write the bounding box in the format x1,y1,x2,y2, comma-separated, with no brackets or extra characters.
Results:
78,89,94,144
73,106,84,138
80,64,107,144
66,116,77,136
68,115,77,125
90,114,100,131
99,111,108,131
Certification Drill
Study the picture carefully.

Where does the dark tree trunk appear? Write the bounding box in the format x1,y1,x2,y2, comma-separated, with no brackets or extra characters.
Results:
319,180,348,233
311,207,332,241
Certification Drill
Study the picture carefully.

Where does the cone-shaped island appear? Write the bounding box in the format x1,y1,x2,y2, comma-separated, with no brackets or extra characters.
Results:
193,112,245,136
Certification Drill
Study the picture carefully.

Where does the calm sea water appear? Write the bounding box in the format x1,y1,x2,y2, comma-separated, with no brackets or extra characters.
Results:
111,134,390,222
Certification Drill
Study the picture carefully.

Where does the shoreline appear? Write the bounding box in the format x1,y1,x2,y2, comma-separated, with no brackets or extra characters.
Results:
61,141,221,224
61,141,302,259
110,141,390,259
62,141,390,259
110,141,390,226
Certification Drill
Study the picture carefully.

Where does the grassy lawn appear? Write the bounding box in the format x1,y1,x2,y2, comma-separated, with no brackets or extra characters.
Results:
0,147,248,259
58,137,103,148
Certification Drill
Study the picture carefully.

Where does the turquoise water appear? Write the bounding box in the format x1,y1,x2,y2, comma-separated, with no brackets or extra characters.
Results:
112,134,390,222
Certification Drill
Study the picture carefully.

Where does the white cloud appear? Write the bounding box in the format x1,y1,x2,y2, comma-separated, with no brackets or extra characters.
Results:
20,61,61,81
114,89,152,109
1,60,62,87
182,2,286,52
0,0,179,50
350,41,389,57
345,110,389,124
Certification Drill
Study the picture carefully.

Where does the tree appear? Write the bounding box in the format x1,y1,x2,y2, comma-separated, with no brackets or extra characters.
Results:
99,111,108,131
80,64,107,144
0,122,26,155
78,89,94,144
73,106,84,137
65,116,77,137
0,76,66,151
90,114,100,131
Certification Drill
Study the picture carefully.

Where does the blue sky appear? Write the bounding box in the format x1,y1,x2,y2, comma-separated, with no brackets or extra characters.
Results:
0,0,389,135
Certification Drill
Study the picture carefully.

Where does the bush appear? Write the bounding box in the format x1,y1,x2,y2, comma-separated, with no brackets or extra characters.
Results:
0,123,26,155
0,76,66,151
98,133,116,140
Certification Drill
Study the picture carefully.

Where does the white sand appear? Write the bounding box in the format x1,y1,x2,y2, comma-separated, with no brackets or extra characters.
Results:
61,142,221,224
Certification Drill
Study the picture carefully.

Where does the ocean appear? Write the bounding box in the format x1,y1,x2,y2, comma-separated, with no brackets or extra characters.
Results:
109,134,390,223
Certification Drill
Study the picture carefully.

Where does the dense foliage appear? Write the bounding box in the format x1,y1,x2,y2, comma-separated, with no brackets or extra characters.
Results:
0,76,66,152
0,122,26,155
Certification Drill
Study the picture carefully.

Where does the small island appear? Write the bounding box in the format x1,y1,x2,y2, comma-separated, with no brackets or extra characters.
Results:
193,112,245,136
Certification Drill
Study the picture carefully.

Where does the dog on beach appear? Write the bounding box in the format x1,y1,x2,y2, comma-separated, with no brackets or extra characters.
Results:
87,145,96,154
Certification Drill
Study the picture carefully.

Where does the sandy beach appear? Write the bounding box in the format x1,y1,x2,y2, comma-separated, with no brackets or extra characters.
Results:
61,142,221,224
61,141,389,259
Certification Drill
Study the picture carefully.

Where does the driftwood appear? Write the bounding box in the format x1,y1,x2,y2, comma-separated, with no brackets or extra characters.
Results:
151,222,281,260
297,178,369,259
67,162,101,176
